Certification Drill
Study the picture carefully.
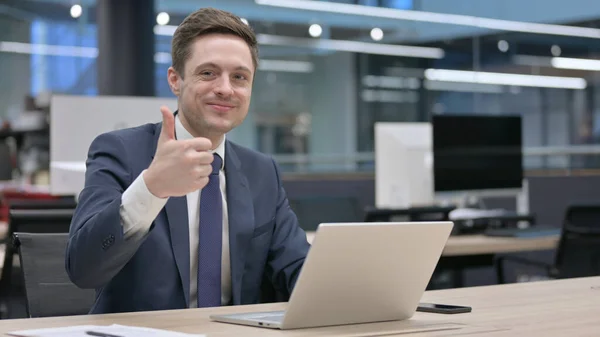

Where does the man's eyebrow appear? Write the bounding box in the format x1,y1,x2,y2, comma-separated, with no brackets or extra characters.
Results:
193,62,219,72
192,63,252,74
235,65,252,73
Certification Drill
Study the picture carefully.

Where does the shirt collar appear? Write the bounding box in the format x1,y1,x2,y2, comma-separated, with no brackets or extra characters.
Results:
175,113,225,170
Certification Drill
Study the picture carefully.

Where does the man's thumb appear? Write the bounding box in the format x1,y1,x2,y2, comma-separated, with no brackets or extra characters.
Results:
159,106,176,141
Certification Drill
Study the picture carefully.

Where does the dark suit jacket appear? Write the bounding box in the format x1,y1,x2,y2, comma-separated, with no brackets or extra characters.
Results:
65,122,310,314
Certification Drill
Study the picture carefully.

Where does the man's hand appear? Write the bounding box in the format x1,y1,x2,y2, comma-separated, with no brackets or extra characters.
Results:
143,106,213,198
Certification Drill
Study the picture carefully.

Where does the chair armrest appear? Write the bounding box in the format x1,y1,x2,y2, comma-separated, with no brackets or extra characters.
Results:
12,233,20,248
495,255,556,284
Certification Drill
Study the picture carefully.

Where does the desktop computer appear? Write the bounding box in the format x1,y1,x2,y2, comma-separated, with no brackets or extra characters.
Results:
49,95,177,196
431,114,526,210
374,122,434,209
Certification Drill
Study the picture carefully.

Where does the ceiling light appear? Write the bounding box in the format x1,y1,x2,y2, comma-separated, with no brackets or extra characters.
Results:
424,68,586,90
552,57,600,71
240,18,249,25
255,0,600,39
308,24,322,38
257,34,444,59
156,12,170,26
70,4,82,18
497,40,509,52
551,45,562,57
370,28,384,41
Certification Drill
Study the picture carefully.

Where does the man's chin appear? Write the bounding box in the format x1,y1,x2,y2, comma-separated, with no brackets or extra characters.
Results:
207,121,236,135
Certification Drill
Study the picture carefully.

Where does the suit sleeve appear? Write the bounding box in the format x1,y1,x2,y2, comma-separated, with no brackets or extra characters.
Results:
266,158,311,295
65,132,161,289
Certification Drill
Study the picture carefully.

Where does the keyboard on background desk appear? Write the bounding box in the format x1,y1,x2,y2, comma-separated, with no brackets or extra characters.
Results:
484,226,561,238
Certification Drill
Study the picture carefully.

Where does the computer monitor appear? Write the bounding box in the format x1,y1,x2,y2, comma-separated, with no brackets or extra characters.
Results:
50,95,177,196
432,114,523,194
374,122,434,208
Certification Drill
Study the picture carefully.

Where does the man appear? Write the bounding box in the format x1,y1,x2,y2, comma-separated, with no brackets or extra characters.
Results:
65,7,310,314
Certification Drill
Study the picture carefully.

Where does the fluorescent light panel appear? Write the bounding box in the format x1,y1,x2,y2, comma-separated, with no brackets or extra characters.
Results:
155,25,443,59
259,59,314,73
0,41,174,65
424,68,587,90
552,57,600,71
255,0,600,39
424,80,504,94
154,24,177,36
257,34,444,59
0,41,97,58
0,41,316,73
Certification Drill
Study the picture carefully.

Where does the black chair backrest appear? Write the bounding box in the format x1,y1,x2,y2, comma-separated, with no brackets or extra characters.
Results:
554,204,600,279
0,208,75,315
7,198,77,211
8,208,74,233
289,197,362,231
0,141,12,181
13,232,96,317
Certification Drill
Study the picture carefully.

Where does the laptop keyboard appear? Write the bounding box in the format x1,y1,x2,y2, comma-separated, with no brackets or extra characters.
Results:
245,311,285,322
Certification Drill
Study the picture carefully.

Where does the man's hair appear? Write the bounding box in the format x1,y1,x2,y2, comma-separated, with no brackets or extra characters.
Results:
171,7,259,77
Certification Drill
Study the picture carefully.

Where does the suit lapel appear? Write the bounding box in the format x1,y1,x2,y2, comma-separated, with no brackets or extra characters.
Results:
224,141,255,304
165,197,190,305
151,122,191,306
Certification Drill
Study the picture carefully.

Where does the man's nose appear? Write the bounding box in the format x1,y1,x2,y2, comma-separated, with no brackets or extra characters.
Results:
214,76,233,97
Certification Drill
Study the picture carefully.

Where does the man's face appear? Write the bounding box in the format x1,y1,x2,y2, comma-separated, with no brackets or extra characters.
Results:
168,33,254,142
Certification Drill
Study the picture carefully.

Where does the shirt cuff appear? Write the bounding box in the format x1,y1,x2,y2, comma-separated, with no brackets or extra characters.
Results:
120,169,169,238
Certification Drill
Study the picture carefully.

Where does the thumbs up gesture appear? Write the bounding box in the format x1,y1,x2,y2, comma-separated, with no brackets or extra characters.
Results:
143,106,214,198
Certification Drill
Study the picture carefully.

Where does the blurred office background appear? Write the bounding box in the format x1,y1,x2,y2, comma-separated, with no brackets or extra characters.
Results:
4,0,600,176
1,0,600,318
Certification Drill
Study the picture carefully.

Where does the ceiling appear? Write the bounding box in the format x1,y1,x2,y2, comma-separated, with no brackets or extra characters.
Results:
4,0,600,71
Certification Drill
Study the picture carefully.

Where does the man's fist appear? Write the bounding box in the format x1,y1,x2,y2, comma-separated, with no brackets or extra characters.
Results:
143,106,214,198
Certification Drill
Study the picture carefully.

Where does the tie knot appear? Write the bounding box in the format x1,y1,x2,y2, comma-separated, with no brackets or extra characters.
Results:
211,153,222,175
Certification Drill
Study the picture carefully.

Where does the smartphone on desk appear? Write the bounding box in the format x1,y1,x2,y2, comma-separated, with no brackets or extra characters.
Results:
417,303,472,314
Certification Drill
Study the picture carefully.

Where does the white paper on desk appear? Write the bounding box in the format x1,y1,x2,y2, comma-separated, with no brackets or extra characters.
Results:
7,324,206,337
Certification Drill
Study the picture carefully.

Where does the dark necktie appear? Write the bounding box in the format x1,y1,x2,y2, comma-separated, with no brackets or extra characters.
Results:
197,153,223,307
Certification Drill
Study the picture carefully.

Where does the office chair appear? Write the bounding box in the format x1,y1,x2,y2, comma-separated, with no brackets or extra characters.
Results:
496,204,600,283
289,196,362,231
0,208,74,318
0,140,12,181
12,232,95,317
6,198,77,211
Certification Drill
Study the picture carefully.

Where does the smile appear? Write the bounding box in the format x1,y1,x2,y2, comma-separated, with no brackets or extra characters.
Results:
207,103,234,112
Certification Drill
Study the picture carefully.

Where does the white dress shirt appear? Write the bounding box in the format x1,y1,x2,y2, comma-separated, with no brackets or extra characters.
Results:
119,114,232,307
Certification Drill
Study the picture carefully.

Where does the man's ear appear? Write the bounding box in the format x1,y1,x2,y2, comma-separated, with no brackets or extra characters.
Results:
167,66,181,96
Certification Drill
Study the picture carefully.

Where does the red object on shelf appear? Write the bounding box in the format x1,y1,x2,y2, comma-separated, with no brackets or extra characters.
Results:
0,185,59,222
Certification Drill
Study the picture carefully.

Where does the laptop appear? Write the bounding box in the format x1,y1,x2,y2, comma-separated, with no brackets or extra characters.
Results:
210,221,453,330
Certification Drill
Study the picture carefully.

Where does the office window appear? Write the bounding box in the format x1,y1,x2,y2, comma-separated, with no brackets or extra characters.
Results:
383,0,413,9
30,19,97,97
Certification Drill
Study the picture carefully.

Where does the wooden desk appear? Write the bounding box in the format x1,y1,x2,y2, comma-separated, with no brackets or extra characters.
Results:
0,277,597,336
305,232,560,257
